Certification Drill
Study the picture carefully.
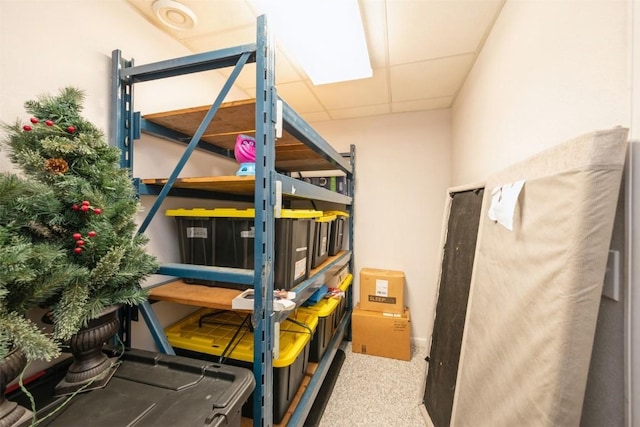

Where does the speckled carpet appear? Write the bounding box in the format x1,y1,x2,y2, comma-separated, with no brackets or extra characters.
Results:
317,342,429,427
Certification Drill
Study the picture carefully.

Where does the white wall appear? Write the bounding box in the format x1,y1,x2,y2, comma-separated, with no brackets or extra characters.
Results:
451,0,630,185
450,0,633,425
311,110,451,345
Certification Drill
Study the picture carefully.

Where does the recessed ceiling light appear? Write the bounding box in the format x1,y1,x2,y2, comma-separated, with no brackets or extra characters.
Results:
152,0,197,31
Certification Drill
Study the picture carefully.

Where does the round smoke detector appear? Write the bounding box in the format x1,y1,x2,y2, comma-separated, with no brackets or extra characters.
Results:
152,0,197,31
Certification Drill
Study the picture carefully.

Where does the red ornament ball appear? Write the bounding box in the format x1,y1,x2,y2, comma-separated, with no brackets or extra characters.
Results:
80,205,90,212
76,240,85,247
45,120,54,126
93,208,102,215
30,117,39,124
74,247,82,254
67,126,76,133
22,125,32,131
81,200,90,206
88,231,97,238
72,204,79,211
72,233,82,240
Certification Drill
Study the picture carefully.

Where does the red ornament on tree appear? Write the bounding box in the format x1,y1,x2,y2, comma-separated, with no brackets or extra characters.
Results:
82,201,90,206
72,233,82,240
71,204,79,211
45,120,54,126
80,205,90,212
76,240,85,247
93,208,102,215
88,231,97,238
73,247,82,254
67,126,76,133
30,117,39,124
22,125,32,131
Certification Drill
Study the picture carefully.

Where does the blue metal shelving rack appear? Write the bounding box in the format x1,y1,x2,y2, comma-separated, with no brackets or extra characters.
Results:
111,15,354,427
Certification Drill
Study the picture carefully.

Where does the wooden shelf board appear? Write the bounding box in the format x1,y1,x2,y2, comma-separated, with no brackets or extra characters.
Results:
143,99,338,172
142,175,256,196
148,252,349,310
148,280,242,310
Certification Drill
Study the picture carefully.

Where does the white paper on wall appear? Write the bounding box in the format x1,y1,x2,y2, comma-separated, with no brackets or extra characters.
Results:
488,179,526,230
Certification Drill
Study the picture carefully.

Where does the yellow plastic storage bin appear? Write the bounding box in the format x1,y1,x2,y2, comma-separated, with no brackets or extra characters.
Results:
311,213,337,269
324,210,350,256
299,273,353,363
166,308,318,424
166,208,322,290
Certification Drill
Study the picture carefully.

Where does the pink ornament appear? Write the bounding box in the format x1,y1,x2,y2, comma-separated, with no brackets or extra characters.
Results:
234,134,256,164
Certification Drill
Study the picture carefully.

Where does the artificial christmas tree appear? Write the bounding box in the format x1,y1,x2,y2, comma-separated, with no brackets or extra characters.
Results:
0,175,82,426
0,87,158,395
0,174,81,362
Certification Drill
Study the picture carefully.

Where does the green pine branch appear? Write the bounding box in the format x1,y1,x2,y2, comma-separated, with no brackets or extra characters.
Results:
0,87,160,359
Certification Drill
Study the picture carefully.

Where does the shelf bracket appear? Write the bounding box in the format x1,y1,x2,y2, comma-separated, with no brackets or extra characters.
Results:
275,99,283,139
274,179,282,218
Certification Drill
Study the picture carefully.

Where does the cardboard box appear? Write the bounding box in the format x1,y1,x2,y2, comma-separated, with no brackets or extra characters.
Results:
351,304,411,361
326,263,350,289
359,268,405,314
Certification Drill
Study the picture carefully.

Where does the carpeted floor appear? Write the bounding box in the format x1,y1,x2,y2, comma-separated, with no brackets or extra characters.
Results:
317,342,429,427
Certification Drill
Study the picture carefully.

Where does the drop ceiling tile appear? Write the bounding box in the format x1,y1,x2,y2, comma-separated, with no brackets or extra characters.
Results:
360,0,388,69
301,111,332,123
174,0,256,40
125,0,504,122
386,0,504,65
208,49,303,90
184,25,255,52
126,0,257,41
392,97,452,113
276,82,324,113
390,54,474,102
309,68,389,110
329,104,390,120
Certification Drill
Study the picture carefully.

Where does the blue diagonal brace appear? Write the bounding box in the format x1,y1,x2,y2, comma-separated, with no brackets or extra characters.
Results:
138,300,175,355
136,51,252,235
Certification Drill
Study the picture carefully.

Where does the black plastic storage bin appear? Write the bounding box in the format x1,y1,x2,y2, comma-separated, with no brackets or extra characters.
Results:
7,348,255,427
165,308,317,425
167,208,321,290
300,272,353,362
311,213,336,269
325,210,349,256
298,298,338,363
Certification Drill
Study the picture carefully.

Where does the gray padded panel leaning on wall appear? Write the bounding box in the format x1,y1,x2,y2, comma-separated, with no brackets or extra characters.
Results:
450,127,629,427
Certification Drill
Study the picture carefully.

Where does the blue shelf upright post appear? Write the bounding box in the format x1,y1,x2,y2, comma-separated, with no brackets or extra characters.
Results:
111,49,176,354
253,14,276,427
